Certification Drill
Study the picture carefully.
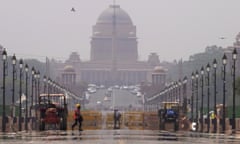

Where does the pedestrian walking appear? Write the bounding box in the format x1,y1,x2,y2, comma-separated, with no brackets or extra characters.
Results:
72,104,83,133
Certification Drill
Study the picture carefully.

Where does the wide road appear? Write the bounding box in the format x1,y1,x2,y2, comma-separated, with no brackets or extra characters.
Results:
1,130,240,144
85,88,142,111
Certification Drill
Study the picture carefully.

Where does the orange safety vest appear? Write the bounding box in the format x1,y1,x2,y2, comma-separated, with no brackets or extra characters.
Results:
73,109,81,119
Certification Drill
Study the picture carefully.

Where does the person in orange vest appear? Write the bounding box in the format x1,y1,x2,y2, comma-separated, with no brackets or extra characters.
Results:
72,104,83,132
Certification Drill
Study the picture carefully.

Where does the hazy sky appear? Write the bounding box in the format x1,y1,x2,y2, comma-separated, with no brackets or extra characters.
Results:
0,0,239,62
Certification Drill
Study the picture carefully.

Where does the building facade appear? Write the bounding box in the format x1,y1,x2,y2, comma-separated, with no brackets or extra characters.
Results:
50,5,166,87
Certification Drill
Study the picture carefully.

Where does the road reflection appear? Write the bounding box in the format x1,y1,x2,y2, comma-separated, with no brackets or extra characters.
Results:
1,130,240,144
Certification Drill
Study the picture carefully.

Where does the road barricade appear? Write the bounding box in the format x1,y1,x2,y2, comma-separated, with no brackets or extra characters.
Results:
106,113,114,129
143,112,159,130
68,110,102,130
124,111,144,130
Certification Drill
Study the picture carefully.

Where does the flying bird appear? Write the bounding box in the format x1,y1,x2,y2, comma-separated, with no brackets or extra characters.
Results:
219,37,226,39
71,7,76,12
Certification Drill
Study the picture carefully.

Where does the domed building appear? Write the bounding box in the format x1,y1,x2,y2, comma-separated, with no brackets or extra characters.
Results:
152,66,167,87
91,5,137,62
50,4,166,87
61,65,76,86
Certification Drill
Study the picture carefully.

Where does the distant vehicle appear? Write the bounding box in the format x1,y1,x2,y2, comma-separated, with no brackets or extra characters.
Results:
85,92,90,100
97,101,102,104
114,85,120,89
88,87,97,93
108,87,113,92
100,85,105,89
38,93,68,131
131,89,138,95
122,86,128,90
88,84,97,87
136,92,142,97
104,96,110,101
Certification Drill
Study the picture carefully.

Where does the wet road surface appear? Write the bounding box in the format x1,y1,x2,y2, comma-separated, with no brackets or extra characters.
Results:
1,130,240,144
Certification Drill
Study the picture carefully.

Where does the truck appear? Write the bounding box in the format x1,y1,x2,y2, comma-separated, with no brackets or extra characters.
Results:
158,102,180,131
38,93,68,131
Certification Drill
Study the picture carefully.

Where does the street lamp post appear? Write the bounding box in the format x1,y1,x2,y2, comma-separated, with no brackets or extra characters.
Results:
183,76,188,114
206,63,210,133
195,71,199,132
174,82,178,102
30,67,35,125
2,48,7,132
191,72,195,122
24,64,29,131
200,67,204,133
37,71,40,105
213,59,217,133
232,48,237,134
47,78,51,105
34,72,37,107
43,76,47,103
178,80,182,104
35,71,40,130
18,59,23,131
222,54,227,133
11,54,17,123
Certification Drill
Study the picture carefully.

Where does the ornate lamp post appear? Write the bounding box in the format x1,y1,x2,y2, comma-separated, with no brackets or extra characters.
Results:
206,63,210,133
232,48,237,134
47,78,52,105
178,80,182,104
213,58,217,133
2,48,7,132
174,82,178,102
43,75,47,103
34,71,39,130
30,67,35,121
24,64,29,131
37,71,40,105
222,54,227,133
195,71,199,132
34,71,37,114
18,59,23,131
182,76,188,114
200,67,204,133
11,54,17,121
191,72,195,122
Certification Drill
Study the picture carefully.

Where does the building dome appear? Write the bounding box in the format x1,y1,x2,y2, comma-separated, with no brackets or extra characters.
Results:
153,66,166,73
63,65,75,73
97,5,133,24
